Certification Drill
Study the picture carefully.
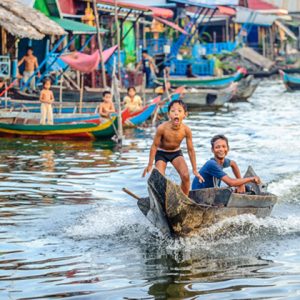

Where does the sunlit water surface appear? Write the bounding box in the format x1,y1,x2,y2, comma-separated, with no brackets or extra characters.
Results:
1,80,300,299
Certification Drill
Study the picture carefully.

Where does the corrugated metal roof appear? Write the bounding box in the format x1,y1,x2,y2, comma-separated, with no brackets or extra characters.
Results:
50,17,106,34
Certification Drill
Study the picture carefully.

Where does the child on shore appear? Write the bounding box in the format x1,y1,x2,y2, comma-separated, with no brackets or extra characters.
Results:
40,78,54,125
192,134,260,192
99,91,116,118
143,100,204,195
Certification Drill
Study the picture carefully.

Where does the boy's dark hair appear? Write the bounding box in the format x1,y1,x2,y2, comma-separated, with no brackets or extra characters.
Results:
27,47,33,51
103,91,111,97
142,49,148,54
210,134,229,148
43,77,51,86
127,86,136,92
168,100,187,112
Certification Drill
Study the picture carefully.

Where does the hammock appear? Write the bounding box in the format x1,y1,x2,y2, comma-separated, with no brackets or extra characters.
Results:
61,45,118,73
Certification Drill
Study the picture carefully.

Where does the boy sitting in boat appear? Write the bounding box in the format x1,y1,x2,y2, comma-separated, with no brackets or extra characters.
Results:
192,134,260,192
99,91,116,118
143,100,204,195
123,87,143,113
40,78,54,125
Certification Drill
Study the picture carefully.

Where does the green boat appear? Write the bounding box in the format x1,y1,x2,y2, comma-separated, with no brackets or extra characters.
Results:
156,69,245,89
0,116,118,140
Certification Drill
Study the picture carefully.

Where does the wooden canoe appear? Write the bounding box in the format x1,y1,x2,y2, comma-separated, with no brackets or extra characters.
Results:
231,75,259,102
156,69,245,89
0,116,118,140
136,168,277,237
183,82,237,108
121,96,160,127
279,70,300,91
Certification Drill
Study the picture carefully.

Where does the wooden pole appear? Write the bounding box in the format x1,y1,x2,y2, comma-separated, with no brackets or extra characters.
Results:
59,74,63,115
79,73,84,114
114,0,122,87
112,59,123,143
92,0,107,88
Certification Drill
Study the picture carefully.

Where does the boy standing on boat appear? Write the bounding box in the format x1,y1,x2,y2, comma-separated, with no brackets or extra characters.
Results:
40,78,54,125
143,100,204,195
99,91,116,118
18,47,40,93
192,135,260,192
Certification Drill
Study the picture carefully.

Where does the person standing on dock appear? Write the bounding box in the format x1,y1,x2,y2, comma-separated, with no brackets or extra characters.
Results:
143,100,204,195
40,78,54,125
18,47,40,93
136,50,158,88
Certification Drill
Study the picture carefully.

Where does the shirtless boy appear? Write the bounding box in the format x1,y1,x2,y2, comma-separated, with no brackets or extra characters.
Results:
143,100,204,195
40,78,54,125
99,91,116,118
192,134,261,192
18,47,40,92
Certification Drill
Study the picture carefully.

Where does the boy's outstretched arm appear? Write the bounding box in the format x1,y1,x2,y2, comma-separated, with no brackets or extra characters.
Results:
142,126,163,177
186,127,204,183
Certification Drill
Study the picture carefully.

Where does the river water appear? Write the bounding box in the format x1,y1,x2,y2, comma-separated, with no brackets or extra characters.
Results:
1,80,300,299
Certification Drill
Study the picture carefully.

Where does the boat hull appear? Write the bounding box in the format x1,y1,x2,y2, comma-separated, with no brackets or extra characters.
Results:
279,70,300,91
156,70,244,89
142,168,277,237
0,117,118,140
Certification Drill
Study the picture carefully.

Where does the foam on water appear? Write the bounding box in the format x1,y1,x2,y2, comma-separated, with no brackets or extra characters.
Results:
65,202,154,240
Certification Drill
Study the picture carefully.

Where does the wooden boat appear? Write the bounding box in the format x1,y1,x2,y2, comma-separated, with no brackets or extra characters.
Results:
10,86,157,103
0,116,118,140
183,82,237,108
121,96,160,127
230,75,259,102
127,168,277,237
156,69,245,89
247,68,278,79
279,70,300,91
1,96,161,127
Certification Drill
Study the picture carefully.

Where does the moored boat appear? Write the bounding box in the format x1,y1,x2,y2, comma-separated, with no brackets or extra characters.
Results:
129,168,277,237
230,75,259,102
122,96,160,127
0,116,118,140
156,69,245,89
279,70,300,91
183,82,237,108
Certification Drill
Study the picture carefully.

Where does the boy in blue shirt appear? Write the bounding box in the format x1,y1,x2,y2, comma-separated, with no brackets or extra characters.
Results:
192,135,260,192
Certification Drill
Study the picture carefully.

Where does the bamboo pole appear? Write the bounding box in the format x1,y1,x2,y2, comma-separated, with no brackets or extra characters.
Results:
59,74,63,115
112,59,123,144
114,0,122,87
92,0,107,88
79,73,84,114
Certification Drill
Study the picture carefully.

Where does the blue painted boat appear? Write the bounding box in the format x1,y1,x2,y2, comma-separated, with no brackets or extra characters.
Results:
279,70,300,91
122,96,160,127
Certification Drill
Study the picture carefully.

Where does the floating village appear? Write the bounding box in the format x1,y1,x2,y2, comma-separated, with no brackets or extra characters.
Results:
0,0,300,299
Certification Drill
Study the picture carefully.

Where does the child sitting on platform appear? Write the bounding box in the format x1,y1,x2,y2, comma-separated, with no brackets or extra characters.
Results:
143,100,204,195
123,87,143,113
40,78,54,125
99,91,116,118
